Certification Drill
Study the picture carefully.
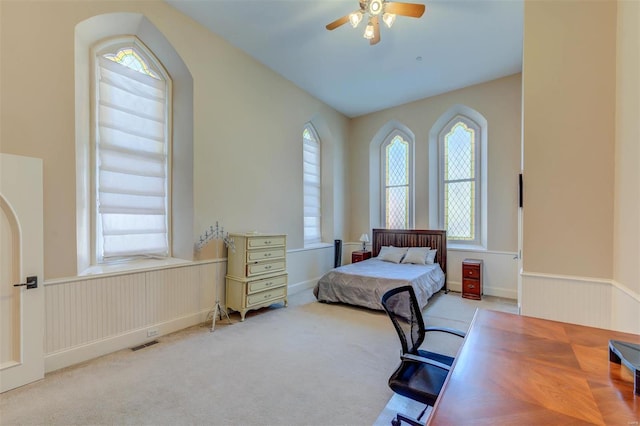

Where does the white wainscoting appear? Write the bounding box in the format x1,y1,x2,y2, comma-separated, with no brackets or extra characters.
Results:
446,250,519,299
286,244,334,295
611,283,640,334
521,272,640,334
43,260,220,373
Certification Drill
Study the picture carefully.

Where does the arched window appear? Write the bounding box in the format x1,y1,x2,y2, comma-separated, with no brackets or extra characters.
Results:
93,37,171,262
438,113,484,246
381,130,414,229
303,124,321,246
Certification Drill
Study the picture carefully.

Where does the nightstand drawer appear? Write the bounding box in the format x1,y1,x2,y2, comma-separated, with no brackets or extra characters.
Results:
463,265,481,279
462,278,480,292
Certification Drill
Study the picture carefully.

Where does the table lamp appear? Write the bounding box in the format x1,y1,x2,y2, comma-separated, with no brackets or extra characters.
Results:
359,233,369,251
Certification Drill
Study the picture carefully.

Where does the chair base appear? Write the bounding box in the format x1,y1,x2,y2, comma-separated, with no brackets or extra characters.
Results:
390,404,429,426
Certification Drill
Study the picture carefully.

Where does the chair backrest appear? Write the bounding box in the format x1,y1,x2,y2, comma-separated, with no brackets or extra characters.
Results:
381,286,425,355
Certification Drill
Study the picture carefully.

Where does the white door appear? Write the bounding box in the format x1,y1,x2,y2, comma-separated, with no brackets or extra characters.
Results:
0,153,44,392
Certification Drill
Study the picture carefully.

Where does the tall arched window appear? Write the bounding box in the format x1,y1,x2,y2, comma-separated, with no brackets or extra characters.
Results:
303,124,321,246
438,114,483,245
381,130,414,229
93,37,171,262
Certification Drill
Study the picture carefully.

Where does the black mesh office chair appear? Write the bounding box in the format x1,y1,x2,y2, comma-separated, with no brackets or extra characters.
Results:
381,286,466,426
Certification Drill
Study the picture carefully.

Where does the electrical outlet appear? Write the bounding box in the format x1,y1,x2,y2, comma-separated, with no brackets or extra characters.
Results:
147,328,159,337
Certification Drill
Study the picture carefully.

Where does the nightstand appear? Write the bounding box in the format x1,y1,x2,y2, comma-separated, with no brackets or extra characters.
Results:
462,259,483,300
352,250,372,264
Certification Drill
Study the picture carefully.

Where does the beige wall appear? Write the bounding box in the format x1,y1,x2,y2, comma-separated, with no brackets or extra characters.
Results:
349,74,522,252
613,0,640,295
522,0,616,279
0,0,349,279
520,0,639,332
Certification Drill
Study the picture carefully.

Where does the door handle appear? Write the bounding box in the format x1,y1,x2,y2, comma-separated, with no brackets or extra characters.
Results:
13,276,37,289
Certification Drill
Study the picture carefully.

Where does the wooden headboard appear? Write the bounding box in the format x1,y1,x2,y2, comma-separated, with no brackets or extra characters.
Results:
372,228,448,287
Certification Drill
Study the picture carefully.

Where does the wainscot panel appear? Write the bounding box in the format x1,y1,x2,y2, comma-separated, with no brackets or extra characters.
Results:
44,261,218,373
520,272,640,333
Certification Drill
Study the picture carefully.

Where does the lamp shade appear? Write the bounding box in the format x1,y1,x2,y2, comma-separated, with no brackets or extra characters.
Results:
359,233,370,243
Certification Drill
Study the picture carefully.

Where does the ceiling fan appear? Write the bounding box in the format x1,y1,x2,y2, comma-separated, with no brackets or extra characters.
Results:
326,0,425,45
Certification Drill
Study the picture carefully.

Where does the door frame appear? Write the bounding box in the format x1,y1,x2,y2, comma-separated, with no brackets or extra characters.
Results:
0,153,44,392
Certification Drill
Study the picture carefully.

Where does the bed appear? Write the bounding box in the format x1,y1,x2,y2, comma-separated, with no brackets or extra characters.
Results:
313,229,447,314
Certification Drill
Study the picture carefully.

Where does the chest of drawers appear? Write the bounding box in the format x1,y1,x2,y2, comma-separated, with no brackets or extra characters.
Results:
226,233,288,321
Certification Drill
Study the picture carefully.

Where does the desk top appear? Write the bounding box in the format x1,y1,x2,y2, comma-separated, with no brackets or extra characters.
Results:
427,309,640,425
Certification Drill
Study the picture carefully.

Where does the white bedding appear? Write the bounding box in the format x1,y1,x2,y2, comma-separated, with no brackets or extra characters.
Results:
313,257,445,313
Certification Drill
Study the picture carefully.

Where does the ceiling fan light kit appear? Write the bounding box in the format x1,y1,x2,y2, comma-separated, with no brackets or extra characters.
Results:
326,0,425,45
349,11,363,27
364,21,375,39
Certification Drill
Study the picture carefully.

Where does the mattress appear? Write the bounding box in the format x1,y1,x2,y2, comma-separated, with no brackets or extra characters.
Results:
313,257,445,314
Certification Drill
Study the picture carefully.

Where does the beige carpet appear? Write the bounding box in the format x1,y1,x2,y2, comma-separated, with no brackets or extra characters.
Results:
0,289,516,426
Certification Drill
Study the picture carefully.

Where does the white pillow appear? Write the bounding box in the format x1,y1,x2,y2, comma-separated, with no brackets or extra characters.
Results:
426,249,438,265
401,247,431,265
377,246,408,264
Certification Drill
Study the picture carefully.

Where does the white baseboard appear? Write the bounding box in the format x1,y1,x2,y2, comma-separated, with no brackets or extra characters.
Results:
447,281,517,300
288,278,317,295
45,310,210,373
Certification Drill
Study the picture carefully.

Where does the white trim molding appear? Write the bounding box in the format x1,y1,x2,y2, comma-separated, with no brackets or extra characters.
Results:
521,271,640,334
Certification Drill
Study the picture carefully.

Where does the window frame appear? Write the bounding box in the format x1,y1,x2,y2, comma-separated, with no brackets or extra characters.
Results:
380,129,414,229
438,114,482,246
91,36,173,264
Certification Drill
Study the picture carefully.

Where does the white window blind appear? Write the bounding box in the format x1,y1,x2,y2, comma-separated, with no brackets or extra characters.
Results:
96,54,169,260
303,126,321,246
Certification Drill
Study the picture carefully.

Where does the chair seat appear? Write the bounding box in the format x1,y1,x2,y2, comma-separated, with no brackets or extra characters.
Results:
382,285,465,425
388,349,455,407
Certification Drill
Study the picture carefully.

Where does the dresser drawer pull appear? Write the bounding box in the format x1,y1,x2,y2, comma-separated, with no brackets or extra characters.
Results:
265,265,272,270
468,284,475,289
468,271,473,275
265,282,273,286
264,253,271,257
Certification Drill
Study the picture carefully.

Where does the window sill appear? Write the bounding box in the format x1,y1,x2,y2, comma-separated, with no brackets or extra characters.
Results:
289,242,333,253
447,244,487,252
79,257,191,277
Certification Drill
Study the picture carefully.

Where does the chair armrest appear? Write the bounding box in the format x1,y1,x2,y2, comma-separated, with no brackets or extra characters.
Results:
401,353,451,372
424,326,466,338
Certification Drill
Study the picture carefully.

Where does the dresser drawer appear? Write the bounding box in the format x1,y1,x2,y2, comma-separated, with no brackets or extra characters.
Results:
247,236,285,249
247,286,287,307
248,274,287,294
246,259,286,277
247,247,285,262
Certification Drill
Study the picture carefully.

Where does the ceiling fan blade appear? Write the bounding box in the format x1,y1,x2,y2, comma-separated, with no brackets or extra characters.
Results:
370,16,380,45
384,2,426,18
326,15,350,30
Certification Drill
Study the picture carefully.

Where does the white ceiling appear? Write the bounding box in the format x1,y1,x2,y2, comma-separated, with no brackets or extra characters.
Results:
164,0,524,118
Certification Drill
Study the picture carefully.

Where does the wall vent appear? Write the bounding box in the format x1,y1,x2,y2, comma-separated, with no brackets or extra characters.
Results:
131,340,159,351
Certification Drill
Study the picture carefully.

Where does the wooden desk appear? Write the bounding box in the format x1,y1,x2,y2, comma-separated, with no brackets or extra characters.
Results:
427,310,640,425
